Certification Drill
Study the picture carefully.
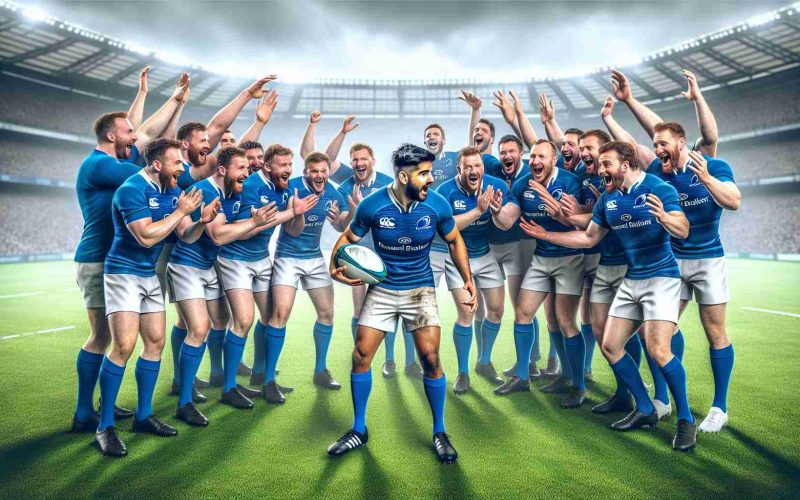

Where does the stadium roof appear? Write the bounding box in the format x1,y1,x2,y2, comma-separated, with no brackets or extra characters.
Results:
1,1,799,117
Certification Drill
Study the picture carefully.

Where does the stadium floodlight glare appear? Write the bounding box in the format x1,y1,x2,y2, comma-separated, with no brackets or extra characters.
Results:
21,5,47,22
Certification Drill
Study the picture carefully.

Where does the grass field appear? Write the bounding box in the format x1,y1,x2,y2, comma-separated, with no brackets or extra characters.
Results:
0,258,798,499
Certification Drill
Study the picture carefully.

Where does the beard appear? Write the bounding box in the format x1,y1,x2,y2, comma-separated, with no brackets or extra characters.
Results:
406,181,428,201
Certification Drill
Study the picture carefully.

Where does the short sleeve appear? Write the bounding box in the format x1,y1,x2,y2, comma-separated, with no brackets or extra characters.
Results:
235,182,257,221
591,195,609,228
708,157,735,184
435,197,456,237
332,185,347,211
89,157,140,188
350,199,372,238
496,179,510,206
655,183,682,213
329,164,354,185
116,184,151,224
507,177,524,206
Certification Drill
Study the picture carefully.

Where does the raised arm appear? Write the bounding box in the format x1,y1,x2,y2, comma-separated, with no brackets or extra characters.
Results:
300,111,321,159
133,72,188,152
681,70,718,157
207,74,277,148
459,90,482,146
239,90,279,145
539,93,564,149
127,188,203,248
601,96,655,167
611,69,663,138
325,115,360,177
453,186,494,230
127,66,149,129
161,77,190,140
493,91,522,139
510,90,538,149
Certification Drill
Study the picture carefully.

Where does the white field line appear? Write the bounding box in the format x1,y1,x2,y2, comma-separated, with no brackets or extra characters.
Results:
742,307,800,319
1,325,76,341
0,291,43,300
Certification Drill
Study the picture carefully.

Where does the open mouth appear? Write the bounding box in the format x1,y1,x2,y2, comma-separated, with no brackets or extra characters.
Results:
426,139,439,150
355,166,368,176
582,157,594,167
659,153,671,167
474,135,484,147
602,174,613,190
532,165,544,178
562,152,573,164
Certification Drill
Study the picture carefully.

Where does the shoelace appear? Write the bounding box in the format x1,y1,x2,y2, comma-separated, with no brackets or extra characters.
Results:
105,428,123,446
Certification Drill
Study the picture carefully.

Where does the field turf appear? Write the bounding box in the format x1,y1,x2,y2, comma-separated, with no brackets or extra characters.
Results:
0,259,798,498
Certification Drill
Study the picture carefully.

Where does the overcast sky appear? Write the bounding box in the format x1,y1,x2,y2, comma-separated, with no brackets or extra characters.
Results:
34,0,787,81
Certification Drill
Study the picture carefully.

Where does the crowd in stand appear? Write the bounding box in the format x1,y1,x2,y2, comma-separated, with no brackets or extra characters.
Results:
0,191,82,256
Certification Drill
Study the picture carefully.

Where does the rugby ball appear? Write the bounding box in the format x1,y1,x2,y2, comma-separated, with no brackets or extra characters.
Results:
335,244,387,285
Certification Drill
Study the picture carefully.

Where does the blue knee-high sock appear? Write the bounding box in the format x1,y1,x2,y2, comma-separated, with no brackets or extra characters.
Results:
563,334,586,389
313,321,333,373
207,328,225,377
75,349,103,421
170,326,187,385
531,317,541,362
479,320,501,365
351,370,372,434
582,324,595,371
384,326,397,363
672,330,685,360
402,324,416,366
134,357,160,421
424,374,447,435
710,344,734,412
641,337,670,404
514,322,534,379
252,321,267,375
179,342,205,406
661,356,694,423
453,323,473,375
549,330,571,378
613,336,643,399
265,324,286,383
474,319,484,361
350,317,358,342
98,357,125,431
610,354,654,415
223,330,247,391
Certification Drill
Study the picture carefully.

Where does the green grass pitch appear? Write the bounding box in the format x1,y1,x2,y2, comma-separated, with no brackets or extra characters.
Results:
0,259,798,498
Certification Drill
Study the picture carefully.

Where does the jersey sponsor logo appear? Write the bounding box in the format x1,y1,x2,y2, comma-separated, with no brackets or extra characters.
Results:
538,203,548,211
416,216,432,230
606,200,618,210
551,188,563,200
378,240,430,252
260,195,270,205
523,191,536,200
633,194,648,209
398,236,412,244
378,216,396,228
308,214,319,222
454,200,467,210
232,201,241,214
582,179,590,187
583,198,595,206
433,169,444,177
148,197,159,208
611,218,652,231
678,193,689,201
621,214,632,222
682,195,710,207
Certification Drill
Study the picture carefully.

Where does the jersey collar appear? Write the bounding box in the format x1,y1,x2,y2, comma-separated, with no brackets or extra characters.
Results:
625,170,647,193
456,174,482,197
139,169,162,193
207,175,227,199
257,169,275,190
355,169,377,188
545,167,559,189
672,156,692,175
387,185,419,213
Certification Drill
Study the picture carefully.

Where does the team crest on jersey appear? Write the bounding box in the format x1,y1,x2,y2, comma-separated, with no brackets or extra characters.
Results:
690,174,701,187
148,197,159,208
232,201,241,214
433,169,444,177
621,214,632,222
606,200,618,210
416,216,432,230
454,200,467,210
378,217,395,228
551,188,563,200
398,236,412,244
260,195,270,205
582,179,590,187
171,197,178,208
308,215,319,222
633,194,648,208
325,200,334,211
282,192,289,204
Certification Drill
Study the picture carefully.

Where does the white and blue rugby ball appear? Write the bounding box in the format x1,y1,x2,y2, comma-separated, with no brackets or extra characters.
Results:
335,244,387,285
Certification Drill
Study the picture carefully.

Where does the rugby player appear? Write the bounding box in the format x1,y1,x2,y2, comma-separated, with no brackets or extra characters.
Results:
72,75,191,432
219,130,236,149
167,147,280,426
436,147,508,394
326,143,475,463
263,151,352,403
459,89,506,182
519,141,698,451
492,140,587,408
95,138,219,457
299,112,356,184
607,70,736,432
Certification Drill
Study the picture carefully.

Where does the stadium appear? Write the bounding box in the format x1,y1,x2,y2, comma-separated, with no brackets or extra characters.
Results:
0,0,799,497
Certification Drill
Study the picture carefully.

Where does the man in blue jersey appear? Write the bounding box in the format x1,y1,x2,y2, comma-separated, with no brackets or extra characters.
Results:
167,147,281,425
326,143,475,463
436,146,508,394
492,140,587,408
265,151,352,402
298,112,361,185
217,144,319,396
71,77,192,433
95,138,220,457
459,90,506,178
520,141,698,451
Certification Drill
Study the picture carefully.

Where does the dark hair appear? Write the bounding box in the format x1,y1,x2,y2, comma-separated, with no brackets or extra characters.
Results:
564,128,584,138
217,146,247,168
240,141,263,152
654,121,686,139
457,146,483,166
304,151,331,169
533,138,559,158
93,111,128,143
477,118,495,138
145,138,182,165
579,129,612,145
177,121,207,142
391,143,436,172
599,141,639,170
498,134,523,151
424,123,445,140
264,144,293,165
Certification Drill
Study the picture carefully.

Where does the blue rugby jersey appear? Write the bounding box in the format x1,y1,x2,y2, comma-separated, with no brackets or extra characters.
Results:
576,164,603,256
337,170,394,249
647,156,734,260
75,148,142,263
104,171,177,277
436,175,508,258
428,151,459,253
592,171,683,280
275,177,346,260
350,187,455,290
219,169,290,262
508,167,582,257
169,177,244,270
488,162,530,245
177,161,196,190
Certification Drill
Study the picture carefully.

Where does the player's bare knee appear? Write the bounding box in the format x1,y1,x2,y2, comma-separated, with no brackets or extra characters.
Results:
418,350,440,374
645,341,672,367
351,346,371,372
316,310,334,325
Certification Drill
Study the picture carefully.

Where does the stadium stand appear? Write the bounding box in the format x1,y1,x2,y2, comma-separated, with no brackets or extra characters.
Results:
0,132,87,182
0,187,82,257
721,190,800,254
